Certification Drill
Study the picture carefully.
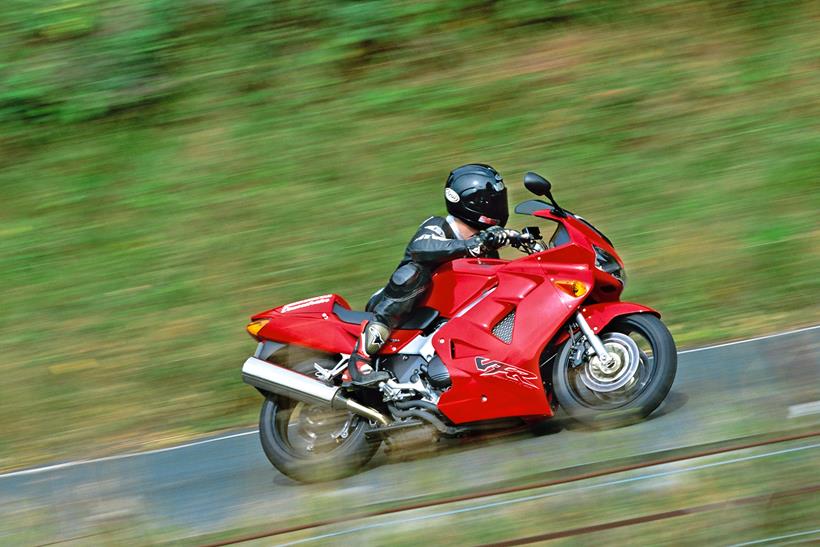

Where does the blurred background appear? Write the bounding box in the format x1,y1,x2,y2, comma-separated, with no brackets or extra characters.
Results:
0,0,818,479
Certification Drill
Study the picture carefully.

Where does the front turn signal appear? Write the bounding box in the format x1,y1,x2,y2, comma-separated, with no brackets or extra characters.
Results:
246,319,270,338
554,280,588,298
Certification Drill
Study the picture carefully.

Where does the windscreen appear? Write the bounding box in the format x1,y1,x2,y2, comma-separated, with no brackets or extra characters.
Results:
511,200,569,250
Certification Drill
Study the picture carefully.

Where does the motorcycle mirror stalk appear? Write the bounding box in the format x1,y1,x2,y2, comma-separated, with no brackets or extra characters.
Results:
524,171,566,218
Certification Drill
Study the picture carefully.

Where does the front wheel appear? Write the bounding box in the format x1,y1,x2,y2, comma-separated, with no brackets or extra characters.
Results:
258,357,380,483
553,313,677,428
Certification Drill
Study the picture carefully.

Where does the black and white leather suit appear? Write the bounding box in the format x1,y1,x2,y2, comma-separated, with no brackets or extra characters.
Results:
347,163,509,385
366,215,499,331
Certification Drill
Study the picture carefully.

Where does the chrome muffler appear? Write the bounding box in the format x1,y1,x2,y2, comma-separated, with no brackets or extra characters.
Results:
241,357,390,425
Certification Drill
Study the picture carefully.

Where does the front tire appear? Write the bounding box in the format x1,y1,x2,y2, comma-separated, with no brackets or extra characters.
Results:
553,313,677,428
258,357,380,483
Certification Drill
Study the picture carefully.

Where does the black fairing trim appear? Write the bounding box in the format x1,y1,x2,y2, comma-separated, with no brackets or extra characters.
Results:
575,215,614,246
332,303,440,331
400,307,440,330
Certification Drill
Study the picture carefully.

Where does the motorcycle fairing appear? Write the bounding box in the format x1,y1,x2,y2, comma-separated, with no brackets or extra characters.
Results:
252,294,359,354
544,301,660,351
582,301,660,332
434,249,595,424
249,201,662,423
252,293,427,356
419,258,501,316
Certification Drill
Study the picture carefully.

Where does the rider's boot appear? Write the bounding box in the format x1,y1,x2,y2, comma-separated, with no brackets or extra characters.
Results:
348,321,391,387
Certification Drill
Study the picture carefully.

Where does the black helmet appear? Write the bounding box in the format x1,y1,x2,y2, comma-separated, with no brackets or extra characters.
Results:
444,163,509,229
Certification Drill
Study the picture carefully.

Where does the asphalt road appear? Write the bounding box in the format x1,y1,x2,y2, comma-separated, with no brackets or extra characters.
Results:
1,326,818,545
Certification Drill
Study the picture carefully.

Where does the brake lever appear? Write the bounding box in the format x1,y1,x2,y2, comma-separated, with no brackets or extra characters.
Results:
507,231,537,254
505,230,524,249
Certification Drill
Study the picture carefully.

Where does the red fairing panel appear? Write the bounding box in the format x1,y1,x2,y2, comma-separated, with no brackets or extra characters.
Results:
252,293,425,356
420,259,500,317
253,293,341,318
549,301,660,349
253,294,362,355
580,302,660,332
435,253,594,424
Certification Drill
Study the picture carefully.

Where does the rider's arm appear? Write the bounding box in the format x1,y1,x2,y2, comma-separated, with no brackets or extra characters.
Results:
407,221,505,266
407,231,473,266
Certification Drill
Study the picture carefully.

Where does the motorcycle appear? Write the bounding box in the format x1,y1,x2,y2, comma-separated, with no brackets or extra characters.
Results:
241,172,677,482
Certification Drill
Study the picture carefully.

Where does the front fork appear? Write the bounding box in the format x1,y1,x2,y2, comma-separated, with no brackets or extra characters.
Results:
575,312,613,365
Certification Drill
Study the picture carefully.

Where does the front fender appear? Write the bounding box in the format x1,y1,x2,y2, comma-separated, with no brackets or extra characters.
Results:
580,301,660,333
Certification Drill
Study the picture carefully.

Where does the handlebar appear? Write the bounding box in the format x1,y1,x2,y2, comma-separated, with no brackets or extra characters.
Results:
504,229,544,254
505,229,527,245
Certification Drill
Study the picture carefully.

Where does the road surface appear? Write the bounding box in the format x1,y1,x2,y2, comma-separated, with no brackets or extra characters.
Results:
1,326,818,545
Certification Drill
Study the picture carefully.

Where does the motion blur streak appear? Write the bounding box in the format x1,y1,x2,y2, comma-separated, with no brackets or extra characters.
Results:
1,0,818,474
485,485,820,547
728,528,820,547
677,324,820,354
273,442,820,547
0,325,812,480
0,430,256,480
3,284,818,546
203,431,819,547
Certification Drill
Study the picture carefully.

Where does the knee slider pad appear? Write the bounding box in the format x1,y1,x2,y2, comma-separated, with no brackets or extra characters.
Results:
384,263,430,301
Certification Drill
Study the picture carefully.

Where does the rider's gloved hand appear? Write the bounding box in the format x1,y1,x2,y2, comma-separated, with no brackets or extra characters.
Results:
467,226,509,256
482,226,509,249
508,230,531,249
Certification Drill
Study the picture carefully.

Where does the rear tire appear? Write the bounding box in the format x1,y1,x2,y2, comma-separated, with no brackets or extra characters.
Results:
258,357,380,483
553,313,677,428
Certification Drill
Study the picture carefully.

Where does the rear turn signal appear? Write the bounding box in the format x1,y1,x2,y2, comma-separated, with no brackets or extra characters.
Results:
554,280,588,298
246,319,270,338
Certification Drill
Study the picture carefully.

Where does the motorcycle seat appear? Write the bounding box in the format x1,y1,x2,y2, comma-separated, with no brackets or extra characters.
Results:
332,303,440,331
333,304,375,325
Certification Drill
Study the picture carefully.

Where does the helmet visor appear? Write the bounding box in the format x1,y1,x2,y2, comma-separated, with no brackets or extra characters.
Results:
463,184,509,227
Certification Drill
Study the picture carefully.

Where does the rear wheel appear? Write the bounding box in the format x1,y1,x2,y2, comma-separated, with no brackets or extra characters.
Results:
258,357,380,482
553,313,677,428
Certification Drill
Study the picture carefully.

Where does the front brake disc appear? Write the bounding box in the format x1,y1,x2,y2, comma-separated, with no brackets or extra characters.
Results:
579,332,640,393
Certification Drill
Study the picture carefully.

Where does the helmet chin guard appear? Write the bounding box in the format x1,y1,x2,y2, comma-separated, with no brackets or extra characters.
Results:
445,163,509,229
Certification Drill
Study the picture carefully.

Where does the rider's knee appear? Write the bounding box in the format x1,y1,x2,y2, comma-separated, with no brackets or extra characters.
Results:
369,262,432,330
385,263,430,299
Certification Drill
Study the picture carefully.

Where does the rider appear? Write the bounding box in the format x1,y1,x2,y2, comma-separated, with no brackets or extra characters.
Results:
348,163,511,386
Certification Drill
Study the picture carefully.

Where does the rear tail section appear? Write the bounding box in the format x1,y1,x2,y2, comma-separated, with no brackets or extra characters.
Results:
249,294,362,355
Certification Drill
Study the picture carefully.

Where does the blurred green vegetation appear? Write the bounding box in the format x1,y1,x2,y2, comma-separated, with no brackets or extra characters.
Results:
0,0,818,468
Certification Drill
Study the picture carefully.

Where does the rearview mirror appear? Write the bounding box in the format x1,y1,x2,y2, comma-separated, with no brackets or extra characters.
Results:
524,172,551,196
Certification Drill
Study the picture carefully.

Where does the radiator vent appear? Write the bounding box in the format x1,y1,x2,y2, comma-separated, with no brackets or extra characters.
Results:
492,310,515,343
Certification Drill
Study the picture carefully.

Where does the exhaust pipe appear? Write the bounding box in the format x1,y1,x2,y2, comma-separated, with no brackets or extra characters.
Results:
241,357,390,426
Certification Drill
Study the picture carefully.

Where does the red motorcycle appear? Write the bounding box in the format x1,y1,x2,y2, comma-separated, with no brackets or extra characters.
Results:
241,172,677,482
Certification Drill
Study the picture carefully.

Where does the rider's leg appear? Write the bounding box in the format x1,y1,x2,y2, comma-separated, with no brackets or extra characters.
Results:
348,321,392,386
348,263,431,387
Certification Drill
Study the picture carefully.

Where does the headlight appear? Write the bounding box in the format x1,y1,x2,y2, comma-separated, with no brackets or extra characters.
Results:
593,245,626,285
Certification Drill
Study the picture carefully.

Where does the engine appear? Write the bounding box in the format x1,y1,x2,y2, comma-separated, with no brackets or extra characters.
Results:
378,354,450,399
425,357,451,389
